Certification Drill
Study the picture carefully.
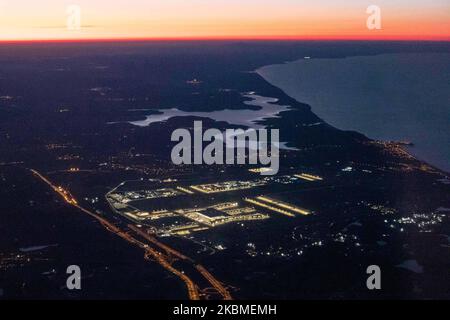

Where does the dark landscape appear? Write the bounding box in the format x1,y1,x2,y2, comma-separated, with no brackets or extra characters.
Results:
0,40,449,300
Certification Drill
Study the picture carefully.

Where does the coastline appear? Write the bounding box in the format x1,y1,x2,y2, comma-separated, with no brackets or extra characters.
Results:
370,140,448,176
256,53,450,175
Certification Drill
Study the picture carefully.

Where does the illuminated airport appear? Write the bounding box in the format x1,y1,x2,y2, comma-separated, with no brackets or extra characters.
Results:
105,173,320,236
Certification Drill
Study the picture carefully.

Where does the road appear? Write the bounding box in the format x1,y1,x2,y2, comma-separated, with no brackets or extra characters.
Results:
195,264,233,300
30,169,201,300
30,169,233,300
129,224,232,300
129,225,192,262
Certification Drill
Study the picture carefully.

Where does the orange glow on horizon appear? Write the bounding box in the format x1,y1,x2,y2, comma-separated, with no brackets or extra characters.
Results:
0,1,449,42
0,34,448,44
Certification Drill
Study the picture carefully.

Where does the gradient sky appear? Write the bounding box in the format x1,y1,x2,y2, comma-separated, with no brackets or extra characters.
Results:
0,0,449,41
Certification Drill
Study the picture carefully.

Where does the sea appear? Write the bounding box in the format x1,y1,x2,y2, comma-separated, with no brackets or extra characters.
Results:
258,53,450,172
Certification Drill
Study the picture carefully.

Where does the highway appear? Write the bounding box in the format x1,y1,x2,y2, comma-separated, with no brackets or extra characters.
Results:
129,225,192,261
195,264,233,300
128,224,233,300
30,169,202,300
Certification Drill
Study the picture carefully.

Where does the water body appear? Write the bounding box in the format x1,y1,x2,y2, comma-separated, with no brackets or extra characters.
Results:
128,93,296,150
130,93,291,129
19,244,58,253
258,53,450,172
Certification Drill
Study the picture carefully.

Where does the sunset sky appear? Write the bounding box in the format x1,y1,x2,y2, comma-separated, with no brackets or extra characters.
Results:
0,0,449,41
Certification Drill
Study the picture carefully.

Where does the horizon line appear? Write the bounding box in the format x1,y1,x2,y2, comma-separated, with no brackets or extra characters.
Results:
0,35,449,44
